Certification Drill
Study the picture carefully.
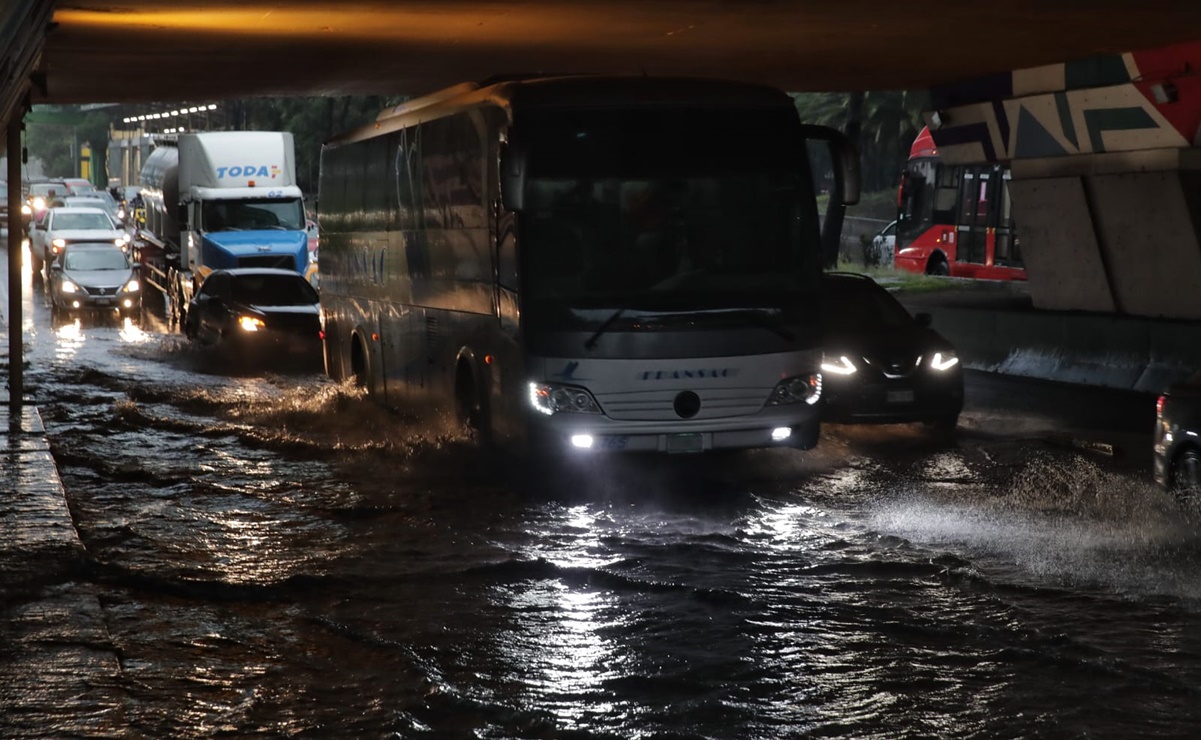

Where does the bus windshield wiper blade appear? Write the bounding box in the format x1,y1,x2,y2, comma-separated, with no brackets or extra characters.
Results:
739,309,796,341
584,307,626,350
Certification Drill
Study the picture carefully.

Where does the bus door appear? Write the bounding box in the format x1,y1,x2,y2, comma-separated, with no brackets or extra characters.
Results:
956,166,992,265
992,170,1022,268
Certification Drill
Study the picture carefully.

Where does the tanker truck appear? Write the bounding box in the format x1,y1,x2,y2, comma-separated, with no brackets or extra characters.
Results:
135,131,311,326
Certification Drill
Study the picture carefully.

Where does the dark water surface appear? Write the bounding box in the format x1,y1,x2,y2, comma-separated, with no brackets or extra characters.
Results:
6,296,1201,738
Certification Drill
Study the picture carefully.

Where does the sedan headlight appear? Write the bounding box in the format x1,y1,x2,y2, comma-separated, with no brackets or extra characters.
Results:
238,316,266,332
121,278,139,293
528,382,601,416
930,351,960,372
767,373,823,406
60,279,78,294
821,355,858,376
52,238,67,248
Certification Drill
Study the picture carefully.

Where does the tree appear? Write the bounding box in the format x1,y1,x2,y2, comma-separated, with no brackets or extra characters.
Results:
230,95,399,195
24,107,112,182
793,89,928,193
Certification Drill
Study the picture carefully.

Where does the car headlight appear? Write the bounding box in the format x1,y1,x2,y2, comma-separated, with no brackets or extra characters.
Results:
60,279,78,294
52,238,66,248
528,381,602,416
930,351,960,372
122,278,139,293
238,316,266,332
767,373,823,406
32,197,45,210
821,355,857,376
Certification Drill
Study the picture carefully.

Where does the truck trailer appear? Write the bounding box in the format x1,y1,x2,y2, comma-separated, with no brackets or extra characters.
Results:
135,131,311,326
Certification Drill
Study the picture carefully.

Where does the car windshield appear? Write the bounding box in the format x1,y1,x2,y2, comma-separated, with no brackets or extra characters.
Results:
232,274,318,306
822,277,915,331
53,212,113,230
30,183,62,197
64,249,128,270
202,198,305,231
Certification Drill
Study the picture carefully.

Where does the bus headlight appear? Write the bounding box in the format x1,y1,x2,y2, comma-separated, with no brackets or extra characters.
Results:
930,351,960,372
528,382,602,416
767,373,822,406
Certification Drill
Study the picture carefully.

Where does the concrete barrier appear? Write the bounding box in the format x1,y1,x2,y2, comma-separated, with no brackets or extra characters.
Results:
909,303,1201,393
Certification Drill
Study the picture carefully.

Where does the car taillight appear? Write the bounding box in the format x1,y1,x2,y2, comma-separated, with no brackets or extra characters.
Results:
1156,394,1166,419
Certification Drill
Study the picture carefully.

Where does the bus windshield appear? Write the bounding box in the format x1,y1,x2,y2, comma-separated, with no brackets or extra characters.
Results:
518,108,818,316
202,198,305,232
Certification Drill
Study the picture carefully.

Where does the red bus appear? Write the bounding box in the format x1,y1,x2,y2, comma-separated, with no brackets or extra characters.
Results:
893,127,1025,280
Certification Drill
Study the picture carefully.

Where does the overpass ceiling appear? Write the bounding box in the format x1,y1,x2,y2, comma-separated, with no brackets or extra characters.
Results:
34,1,1201,104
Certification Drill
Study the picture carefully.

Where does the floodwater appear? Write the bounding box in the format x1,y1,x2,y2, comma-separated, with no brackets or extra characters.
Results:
5,259,1201,738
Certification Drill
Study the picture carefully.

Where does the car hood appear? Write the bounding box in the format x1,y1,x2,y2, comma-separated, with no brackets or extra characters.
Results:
63,268,134,288
822,324,954,358
49,229,125,241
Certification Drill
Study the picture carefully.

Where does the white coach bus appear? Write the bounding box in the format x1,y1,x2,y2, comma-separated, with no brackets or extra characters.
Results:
318,75,859,455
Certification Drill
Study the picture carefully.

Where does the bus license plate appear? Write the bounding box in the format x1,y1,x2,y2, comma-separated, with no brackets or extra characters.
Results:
666,433,703,454
887,390,915,404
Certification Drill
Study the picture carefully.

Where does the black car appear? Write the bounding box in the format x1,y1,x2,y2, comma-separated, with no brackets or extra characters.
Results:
1153,371,1201,499
184,268,321,362
820,272,964,433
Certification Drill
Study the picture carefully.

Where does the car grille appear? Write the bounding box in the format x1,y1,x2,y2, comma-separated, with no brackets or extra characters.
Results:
863,354,921,378
84,286,120,297
266,313,320,335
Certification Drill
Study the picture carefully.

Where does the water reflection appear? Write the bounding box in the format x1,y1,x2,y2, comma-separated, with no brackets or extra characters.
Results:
53,316,85,361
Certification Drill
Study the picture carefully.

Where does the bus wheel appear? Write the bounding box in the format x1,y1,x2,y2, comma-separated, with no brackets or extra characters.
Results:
455,363,489,443
927,256,950,276
350,334,369,390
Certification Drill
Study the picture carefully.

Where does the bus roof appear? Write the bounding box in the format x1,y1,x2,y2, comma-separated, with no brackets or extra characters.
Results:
909,126,938,160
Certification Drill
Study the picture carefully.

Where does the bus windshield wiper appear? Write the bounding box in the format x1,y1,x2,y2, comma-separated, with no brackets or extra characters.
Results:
639,307,798,342
584,307,627,350
740,309,797,341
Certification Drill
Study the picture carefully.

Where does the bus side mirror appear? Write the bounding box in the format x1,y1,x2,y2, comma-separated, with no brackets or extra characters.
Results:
800,124,861,206
500,141,527,213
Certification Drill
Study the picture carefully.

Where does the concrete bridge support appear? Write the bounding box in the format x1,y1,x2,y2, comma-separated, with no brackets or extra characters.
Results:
927,39,1201,320
1010,153,1201,318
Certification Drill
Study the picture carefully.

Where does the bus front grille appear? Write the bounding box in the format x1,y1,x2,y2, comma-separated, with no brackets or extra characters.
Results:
597,389,769,421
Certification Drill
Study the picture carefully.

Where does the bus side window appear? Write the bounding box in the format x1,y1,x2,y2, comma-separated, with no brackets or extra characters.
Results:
932,165,959,225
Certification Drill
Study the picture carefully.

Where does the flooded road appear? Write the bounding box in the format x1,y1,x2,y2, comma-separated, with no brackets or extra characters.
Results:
4,250,1201,738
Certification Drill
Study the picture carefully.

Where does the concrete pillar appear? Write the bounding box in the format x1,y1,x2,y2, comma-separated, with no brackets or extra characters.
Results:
7,114,22,408
1011,151,1201,319
1089,171,1201,318
1008,177,1116,313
